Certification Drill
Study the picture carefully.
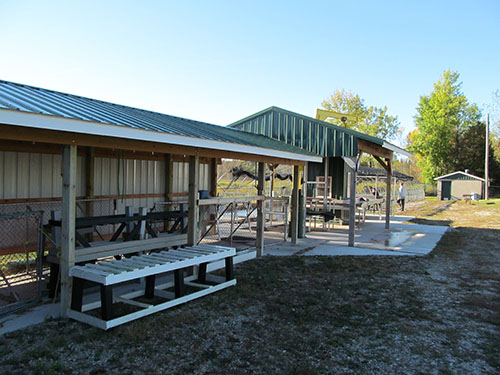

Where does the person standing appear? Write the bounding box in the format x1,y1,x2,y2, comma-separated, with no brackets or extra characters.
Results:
397,182,407,211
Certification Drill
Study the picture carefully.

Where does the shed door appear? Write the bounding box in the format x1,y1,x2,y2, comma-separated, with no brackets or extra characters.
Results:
441,181,451,200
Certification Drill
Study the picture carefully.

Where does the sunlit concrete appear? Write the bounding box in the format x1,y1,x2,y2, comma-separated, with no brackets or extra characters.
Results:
265,215,448,257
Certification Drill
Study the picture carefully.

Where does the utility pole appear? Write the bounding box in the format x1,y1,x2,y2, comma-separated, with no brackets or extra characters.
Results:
485,114,490,200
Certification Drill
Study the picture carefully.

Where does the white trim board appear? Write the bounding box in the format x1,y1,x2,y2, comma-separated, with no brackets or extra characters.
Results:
0,109,322,163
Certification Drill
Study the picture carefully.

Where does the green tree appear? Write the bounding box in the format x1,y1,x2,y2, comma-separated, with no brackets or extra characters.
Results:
409,70,481,183
321,89,401,140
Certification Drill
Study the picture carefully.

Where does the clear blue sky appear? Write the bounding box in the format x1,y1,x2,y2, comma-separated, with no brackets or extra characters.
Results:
1,0,499,144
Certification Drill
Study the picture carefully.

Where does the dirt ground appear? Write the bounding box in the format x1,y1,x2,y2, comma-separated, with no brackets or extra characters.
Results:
1,200,499,374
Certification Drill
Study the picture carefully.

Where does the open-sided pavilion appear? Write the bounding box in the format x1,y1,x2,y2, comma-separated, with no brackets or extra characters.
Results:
0,80,322,317
230,106,412,245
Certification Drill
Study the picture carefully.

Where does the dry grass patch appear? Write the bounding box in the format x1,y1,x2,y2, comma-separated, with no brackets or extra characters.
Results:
1,200,499,374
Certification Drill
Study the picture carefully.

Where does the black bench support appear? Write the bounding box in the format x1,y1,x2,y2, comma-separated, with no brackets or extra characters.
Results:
71,277,84,312
225,257,234,281
145,275,156,299
174,269,184,298
197,263,207,283
100,285,113,320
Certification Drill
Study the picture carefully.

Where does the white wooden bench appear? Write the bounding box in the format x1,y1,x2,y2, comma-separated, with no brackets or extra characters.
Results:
47,234,188,297
67,244,236,330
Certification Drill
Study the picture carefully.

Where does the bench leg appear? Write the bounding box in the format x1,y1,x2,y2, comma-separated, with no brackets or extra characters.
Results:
48,263,59,298
71,277,84,312
145,275,156,299
225,257,234,281
197,263,207,283
100,285,113,321
174,269,184,298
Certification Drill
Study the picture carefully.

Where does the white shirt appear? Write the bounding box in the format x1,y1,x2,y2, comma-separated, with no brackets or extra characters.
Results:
398,185,407,199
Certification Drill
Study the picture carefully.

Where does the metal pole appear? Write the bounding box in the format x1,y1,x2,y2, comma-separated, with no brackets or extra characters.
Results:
485,114,490,200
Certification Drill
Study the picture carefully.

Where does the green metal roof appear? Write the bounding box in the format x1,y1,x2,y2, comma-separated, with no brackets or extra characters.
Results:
0,80,318,160
229,106,385,158
434,171,485,181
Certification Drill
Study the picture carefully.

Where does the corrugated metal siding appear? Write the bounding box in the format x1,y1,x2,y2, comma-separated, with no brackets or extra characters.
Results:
0,151,85,199
0,151,210,210
233,109,358,157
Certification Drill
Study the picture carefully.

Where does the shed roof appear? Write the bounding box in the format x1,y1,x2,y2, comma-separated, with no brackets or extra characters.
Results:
0,80,321,163
358,166,414,181
434,171,485,182
229,106,411,158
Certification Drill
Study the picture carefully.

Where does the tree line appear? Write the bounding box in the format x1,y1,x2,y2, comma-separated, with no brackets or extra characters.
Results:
321,71,499,186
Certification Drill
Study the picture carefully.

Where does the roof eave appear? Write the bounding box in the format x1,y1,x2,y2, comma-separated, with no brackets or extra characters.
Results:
0,109,322,163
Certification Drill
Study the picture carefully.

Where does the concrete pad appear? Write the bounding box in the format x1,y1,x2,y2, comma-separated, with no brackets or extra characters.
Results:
0,302,59,335
301,214,448,257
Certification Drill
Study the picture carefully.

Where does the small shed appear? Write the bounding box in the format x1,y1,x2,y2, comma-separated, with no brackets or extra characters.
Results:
434,171,484,200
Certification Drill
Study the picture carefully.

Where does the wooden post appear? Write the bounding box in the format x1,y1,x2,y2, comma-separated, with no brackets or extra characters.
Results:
256,162,265,256
60,144,77,317
291,165,300,244
85,147,95,217
209,158,218,197
348,166,356,247
386,158,392,229
323,157,329,211
188,155,200,246
165,154,173,202
302,163,308,237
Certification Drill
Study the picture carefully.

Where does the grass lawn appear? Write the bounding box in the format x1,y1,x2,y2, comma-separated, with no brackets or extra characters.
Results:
1,200,499,374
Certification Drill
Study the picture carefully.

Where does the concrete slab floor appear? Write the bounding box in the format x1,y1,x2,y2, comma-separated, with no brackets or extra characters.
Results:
265,214,448,257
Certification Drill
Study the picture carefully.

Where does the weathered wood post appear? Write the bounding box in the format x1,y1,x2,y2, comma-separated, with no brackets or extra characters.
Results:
323,157,329,212
188,155,200,246
291,165,300,244
385,158,392,229
256,162,265,256
348,165,356,247
61,144,77,317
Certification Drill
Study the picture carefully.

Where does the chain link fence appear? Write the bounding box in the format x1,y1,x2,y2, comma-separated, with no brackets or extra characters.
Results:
0,198,115,314
0,211,44,313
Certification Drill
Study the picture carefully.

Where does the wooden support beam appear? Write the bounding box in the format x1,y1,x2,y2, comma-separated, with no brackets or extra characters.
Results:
374,155,392,229
165,154,173,202
348,166,356,247
209,158,218,197
323,157,329,211
85,147,95,219
0,125,307,166
385,158,392,229
188,156,200,246
358,139,392,159
291,165,300,245
61,144,77,317
256,162,265,256
301,163,308,238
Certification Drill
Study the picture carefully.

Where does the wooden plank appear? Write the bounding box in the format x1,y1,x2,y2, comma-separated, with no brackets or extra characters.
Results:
60,144,77,317
198,195,264,206
188,155,199,246
113,296,152,309
358,139,393,159
165,154,173,201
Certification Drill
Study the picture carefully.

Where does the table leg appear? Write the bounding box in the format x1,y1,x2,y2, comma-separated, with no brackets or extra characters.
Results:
174,269,184,298
71,277,84,312
197,263,207,283
145,275,156,299
225,257,234,281
100,285,113,320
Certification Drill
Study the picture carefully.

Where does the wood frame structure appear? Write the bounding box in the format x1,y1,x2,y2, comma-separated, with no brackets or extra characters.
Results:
0,83,322,318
